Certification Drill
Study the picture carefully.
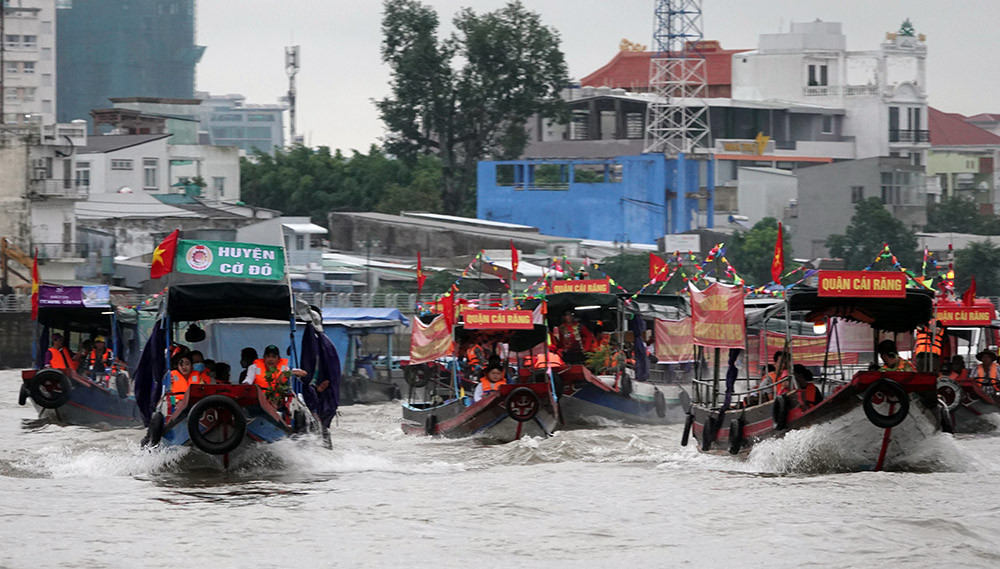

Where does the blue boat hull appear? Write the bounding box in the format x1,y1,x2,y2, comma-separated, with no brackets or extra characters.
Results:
560,382,684,425
30,381,143,428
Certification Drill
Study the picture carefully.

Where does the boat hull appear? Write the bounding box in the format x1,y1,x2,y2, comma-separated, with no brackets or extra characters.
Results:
948,378,1000,433
558,365,684,426
402,383,558,442
21,369,142,428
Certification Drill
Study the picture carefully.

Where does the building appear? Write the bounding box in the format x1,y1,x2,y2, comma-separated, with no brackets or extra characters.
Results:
2,0,56,126
55,0,204,129
926,107,1000,210
788,156,924,258
196,92,287,154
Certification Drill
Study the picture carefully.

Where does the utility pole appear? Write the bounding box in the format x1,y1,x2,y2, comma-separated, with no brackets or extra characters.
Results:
285,45,300,145
1,2,6,123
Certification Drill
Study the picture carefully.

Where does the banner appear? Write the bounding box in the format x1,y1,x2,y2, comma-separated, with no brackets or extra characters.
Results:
463,310,534,330
410,314,454,364
748,330,859,370
936,300,996,326
38,285,111,308
817,270,906,298
548,279,610,294
173,240,285,280
689,282,745,349
654,317,695,363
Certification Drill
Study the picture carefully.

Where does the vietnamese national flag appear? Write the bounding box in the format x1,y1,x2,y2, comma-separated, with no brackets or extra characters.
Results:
771,222,784,284
962,275,977,307
441,289,456,332
510,240,519,279
150,229,179,279
416,252,427,295
649,252,669,282
30,248,39,320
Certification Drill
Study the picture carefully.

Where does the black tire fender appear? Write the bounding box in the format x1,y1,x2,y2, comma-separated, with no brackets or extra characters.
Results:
29,369,72,409
18,384,28,406
404,364,430,388
506,387,541,423
145,411,165,447
654,390,667,418
728,417,745,455
938,403,954,434
115,372,131,398
186,395,247,455
619,372,633,398
701,415,715,451
935,378,961,413
772,394,790,430
680,413,694,447
862,378,910,429
424,414,437,436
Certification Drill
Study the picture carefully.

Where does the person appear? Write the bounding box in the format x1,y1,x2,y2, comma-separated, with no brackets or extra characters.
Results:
238,347,258,383
948,355,969,381
793,363,823,408
913,320,944,373
974,349,1000,393
43,333,75,370
474,363,506,402
189,350,206,374
877,339,916,372
74,339,93,372
214,362,232,384
554,310,594,365
758,351,791,399
169,353,199,405
85,336,119,385
243,345,307,406
465,336,489,379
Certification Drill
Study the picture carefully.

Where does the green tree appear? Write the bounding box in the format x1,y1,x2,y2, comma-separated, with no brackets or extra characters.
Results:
826,197,919,269
375,155,443,214
596,253,650,292
377,0,568,215
925,196,983,233
955,241,1000,297
726,217,794,286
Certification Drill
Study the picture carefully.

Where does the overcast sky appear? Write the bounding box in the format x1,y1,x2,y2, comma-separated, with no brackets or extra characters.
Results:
195,0,998,152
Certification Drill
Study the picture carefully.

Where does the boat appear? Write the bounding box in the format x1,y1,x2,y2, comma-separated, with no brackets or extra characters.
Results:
131,237,340,467
19,284,143,427
321,307,410,405
682,273,948,471
540,289,684,425
932,298,1000,432
401,309,559,442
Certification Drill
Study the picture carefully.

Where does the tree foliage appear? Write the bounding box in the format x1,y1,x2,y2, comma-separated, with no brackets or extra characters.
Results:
955,241,1000,297
726,217,794,286
925,196,1000,235
377,0,569,216
239,145,443,222
826,197,918,269
596,253,649,292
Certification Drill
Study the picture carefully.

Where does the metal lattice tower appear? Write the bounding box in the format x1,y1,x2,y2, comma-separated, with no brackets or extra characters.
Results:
285,45,301,145
643,0,711,156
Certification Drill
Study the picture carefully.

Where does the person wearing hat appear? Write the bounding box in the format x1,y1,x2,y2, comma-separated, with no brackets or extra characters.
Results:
85,335,119,385
43,333,75,371
474,363,507,402
974,349,1000,392
877,339,915,372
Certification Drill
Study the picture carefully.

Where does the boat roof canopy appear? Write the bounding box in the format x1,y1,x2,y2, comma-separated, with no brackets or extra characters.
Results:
37,306,114,334
165,281,292,322
627,293,687,319
787,288,934,333
455,324,548,352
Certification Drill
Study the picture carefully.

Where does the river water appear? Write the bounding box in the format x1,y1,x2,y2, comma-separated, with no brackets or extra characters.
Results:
2,369,1000,568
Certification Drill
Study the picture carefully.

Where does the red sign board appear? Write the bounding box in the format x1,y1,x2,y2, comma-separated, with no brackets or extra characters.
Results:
817,270,907,298
548,279,611,294
936,300,996,326
463,310,535,330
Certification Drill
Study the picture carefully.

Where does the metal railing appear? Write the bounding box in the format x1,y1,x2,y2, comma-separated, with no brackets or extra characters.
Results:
29,178,90,198
845,85,878,96
889,129,930,143
33,242,90,259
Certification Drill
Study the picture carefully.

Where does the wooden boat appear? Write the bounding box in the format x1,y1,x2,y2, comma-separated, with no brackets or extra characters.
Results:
683,274,948,471
401,312,558,442
132,277,341,467
932,301,1000,432
19,284,142,427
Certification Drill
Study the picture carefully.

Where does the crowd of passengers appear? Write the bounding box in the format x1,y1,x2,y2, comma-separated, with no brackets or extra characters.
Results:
43,333,125,389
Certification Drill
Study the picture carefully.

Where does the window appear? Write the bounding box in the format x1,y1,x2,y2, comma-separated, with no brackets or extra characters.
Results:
22,35,37,48
75,162,91,189
211,113,243,122
41,73,52,87
23,88,36,102
247,113,275,122
822,115,833,134
143,158,158,189
212,176,225,194
4,88,17,102
111,159,133,170
4,35,19,49
296,235,305,250
23,62,34,74
4,62,17,75
850,185,864,203
808,64,828,87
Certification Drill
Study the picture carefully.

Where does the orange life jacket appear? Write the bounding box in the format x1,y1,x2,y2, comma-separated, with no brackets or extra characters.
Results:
88,349,115,372
170,369,196,402
975,362,1000,389
771,370,791,396
528,351,565,369
467,345,486,371
47,347,74,370
914,327,943,355
880,358,916,373
252,358,289,390
481,377,507,393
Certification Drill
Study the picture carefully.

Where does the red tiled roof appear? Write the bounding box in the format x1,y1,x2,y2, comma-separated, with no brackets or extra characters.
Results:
966,113,1000,122
928,107,1000,146
580,43,750,90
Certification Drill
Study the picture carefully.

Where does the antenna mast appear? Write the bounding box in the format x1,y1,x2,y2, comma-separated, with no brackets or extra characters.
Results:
285,45,301,145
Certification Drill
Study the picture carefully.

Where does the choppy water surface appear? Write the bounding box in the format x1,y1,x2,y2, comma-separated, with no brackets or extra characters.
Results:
2,370,1000,568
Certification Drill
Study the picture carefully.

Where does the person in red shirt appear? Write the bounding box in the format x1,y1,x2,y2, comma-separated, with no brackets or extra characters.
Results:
553,311,594,365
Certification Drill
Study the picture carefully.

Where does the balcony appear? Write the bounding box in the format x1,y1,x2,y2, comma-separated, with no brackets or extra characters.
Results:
28,178,89,199
845,85,879,96
803,86,839,97
888,129,930,143
34,242,89,260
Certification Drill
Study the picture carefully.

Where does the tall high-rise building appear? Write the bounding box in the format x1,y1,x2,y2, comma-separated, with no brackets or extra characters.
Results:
55,0,204,129
2,0,57,126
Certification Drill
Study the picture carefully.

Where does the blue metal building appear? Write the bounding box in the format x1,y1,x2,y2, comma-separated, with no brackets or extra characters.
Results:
477,153,714,244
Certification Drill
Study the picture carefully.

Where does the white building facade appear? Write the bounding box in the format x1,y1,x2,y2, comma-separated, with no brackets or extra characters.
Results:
2,0,56,126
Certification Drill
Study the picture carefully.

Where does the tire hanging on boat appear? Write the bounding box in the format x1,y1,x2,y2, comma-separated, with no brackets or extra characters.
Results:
28,370,72,409
680,413,694,446
424,414,437,436
772,394,790,430
505,387,540,422
115,373,131,398
186,395,247,455
938,403,954,434
701,415,715,451
404,364,430,388
862,378,910,429
728,417,745,455
935,378,961,413
618,372,632,398
145,411,165,447
654,390,667,418
18,384,28,406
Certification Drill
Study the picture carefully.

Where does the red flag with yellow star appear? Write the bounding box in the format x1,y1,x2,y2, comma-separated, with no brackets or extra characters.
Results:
150,229,179,279
30,248,39,320
416,251,427,295
771,222,784,284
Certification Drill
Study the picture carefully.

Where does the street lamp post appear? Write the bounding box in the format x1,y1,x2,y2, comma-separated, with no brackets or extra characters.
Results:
356,237,382,293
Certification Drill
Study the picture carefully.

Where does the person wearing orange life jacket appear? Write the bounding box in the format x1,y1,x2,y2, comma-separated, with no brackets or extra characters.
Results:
877,340,916,372
974,349,1000,393
43,333,75,370
913,320,944,372
85,336,122,385
168,353,200,406
465,339,488,379
242,344,307,404
757,351,791,399
948,355,970,381
474,364,507,402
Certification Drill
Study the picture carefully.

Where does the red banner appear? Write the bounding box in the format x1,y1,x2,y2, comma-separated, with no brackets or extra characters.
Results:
463,310,534,330
689,283,745,349
548,279,610,294
654,318,695,363
748,330,859,370
817,270,906,298
410,314,454,364
936,300,996,326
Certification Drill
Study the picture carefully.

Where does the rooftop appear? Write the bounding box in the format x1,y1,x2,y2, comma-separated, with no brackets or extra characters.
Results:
78,133,170,154
580,43,751,90
928,107,1000,146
